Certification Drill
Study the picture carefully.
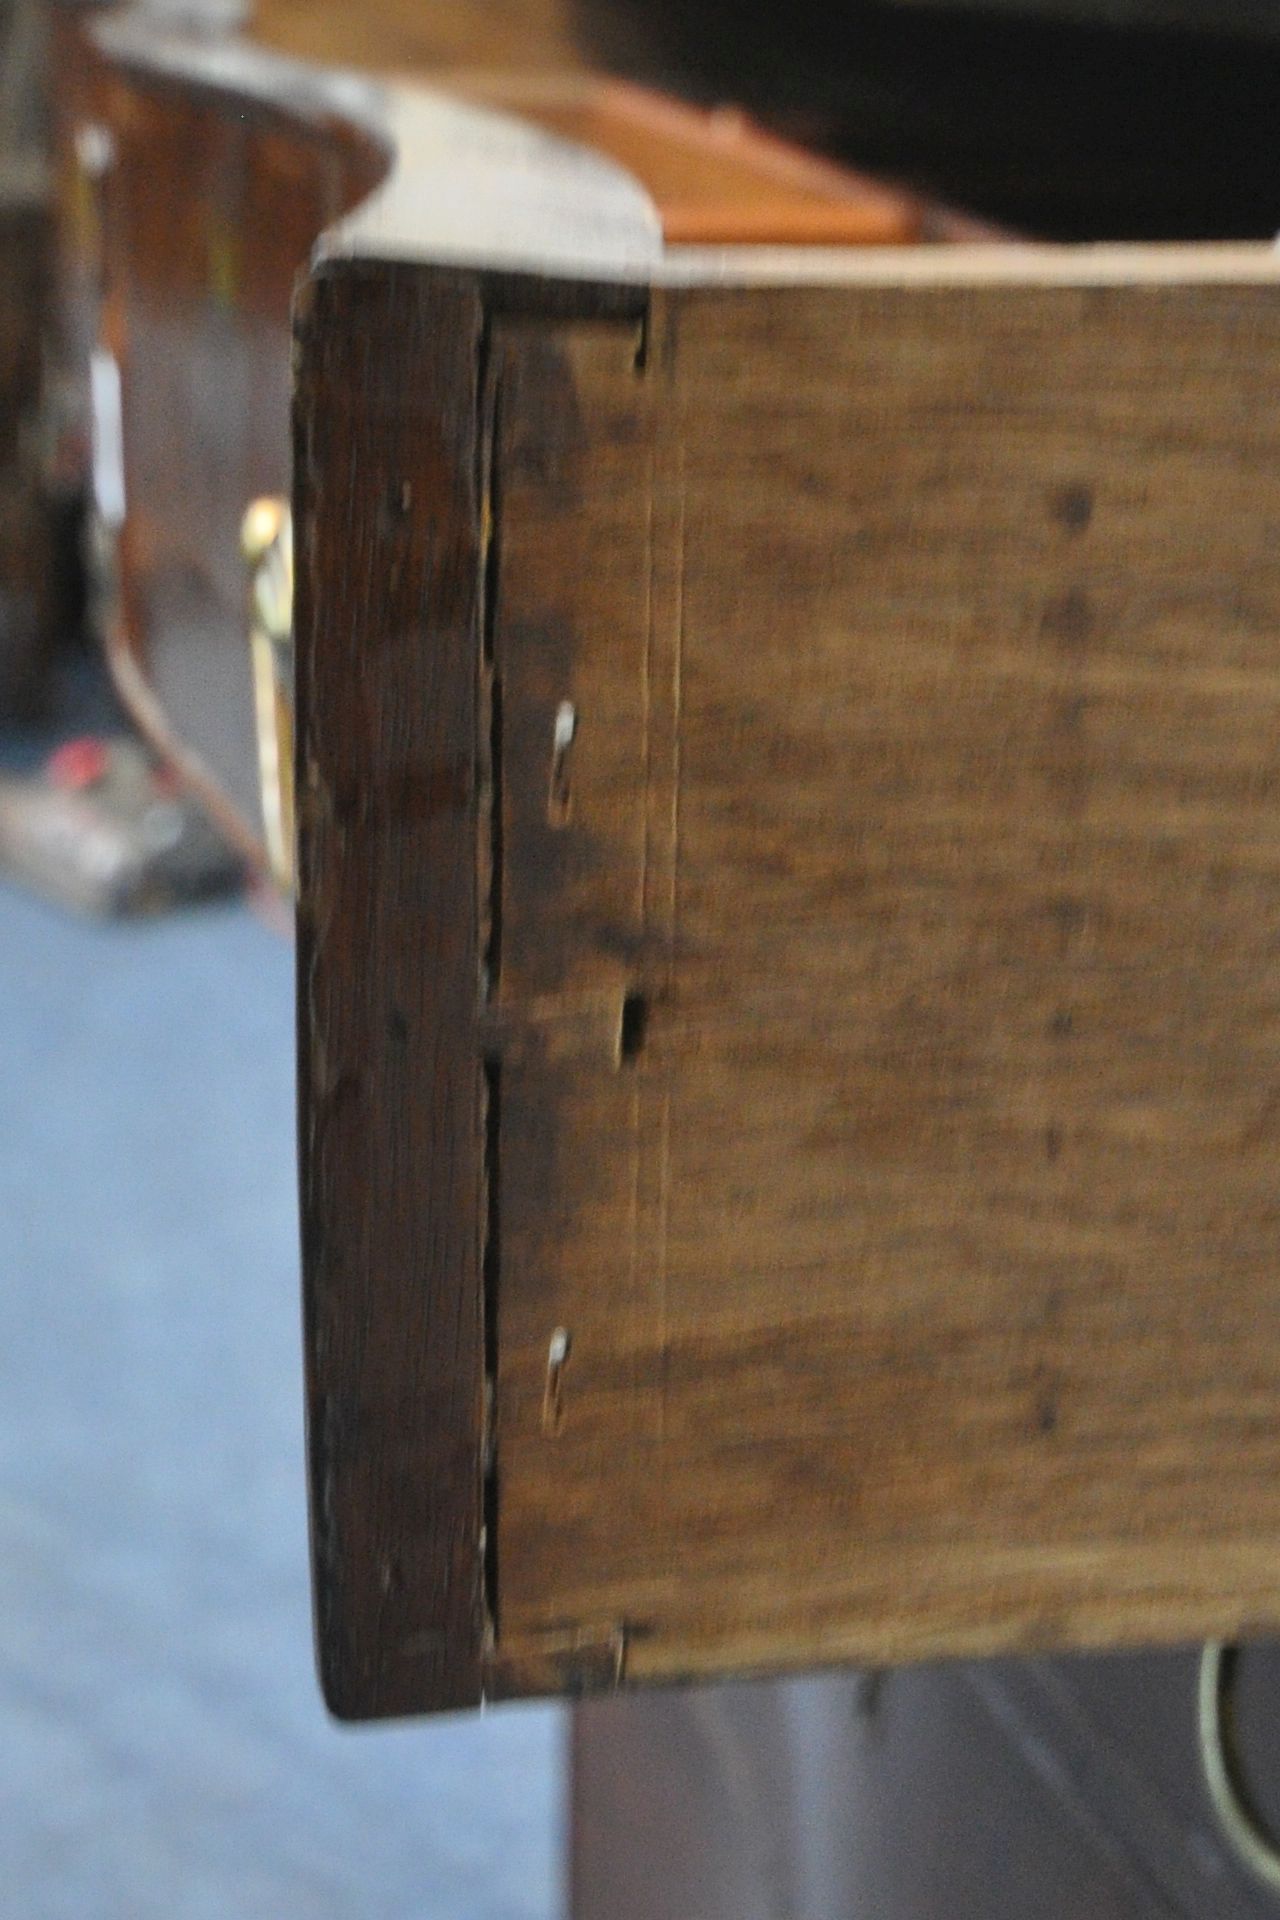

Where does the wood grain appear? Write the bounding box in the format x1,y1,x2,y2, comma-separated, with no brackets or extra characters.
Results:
298,259,1280,1713
294,263,488,1716
297,256,1280,1715
485,275,1280,1694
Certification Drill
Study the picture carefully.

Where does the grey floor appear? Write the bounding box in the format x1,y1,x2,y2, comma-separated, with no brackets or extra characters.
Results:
0,883,564,1919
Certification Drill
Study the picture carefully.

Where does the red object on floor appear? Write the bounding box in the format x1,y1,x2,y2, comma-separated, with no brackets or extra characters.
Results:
46,735,110,790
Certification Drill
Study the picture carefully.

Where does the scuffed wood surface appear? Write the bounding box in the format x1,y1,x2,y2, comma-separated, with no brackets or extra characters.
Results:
489,277,1280,1691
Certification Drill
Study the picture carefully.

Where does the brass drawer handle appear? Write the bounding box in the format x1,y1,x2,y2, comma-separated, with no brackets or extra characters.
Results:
241,497,294,890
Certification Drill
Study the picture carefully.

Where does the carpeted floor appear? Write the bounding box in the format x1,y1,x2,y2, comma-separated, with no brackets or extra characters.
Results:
0,882,563,1919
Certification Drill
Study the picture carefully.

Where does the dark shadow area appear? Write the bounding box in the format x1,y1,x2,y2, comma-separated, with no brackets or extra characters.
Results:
577,0,1280,237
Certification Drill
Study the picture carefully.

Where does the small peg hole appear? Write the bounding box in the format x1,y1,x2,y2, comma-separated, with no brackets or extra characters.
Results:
619,992,649,1064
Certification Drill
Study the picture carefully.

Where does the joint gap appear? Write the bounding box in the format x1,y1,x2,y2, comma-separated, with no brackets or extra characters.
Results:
482,1056,502,1636
485,672,504,987
480,362,503,670
480,352,505,995
473,317,497,574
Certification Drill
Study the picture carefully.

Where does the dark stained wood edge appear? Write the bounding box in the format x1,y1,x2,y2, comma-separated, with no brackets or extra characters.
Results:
294,252,648,1719
294,260,489,1718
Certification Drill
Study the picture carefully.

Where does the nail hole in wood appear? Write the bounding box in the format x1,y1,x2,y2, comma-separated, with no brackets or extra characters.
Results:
543,1327,571,1434
548,700,576,824
619,992,649,1064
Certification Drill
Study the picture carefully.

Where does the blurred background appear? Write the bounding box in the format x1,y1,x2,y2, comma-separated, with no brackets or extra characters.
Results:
0,844,564,1919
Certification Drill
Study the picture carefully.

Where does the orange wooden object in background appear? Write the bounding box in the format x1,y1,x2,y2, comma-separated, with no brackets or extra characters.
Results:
52,3,978,868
